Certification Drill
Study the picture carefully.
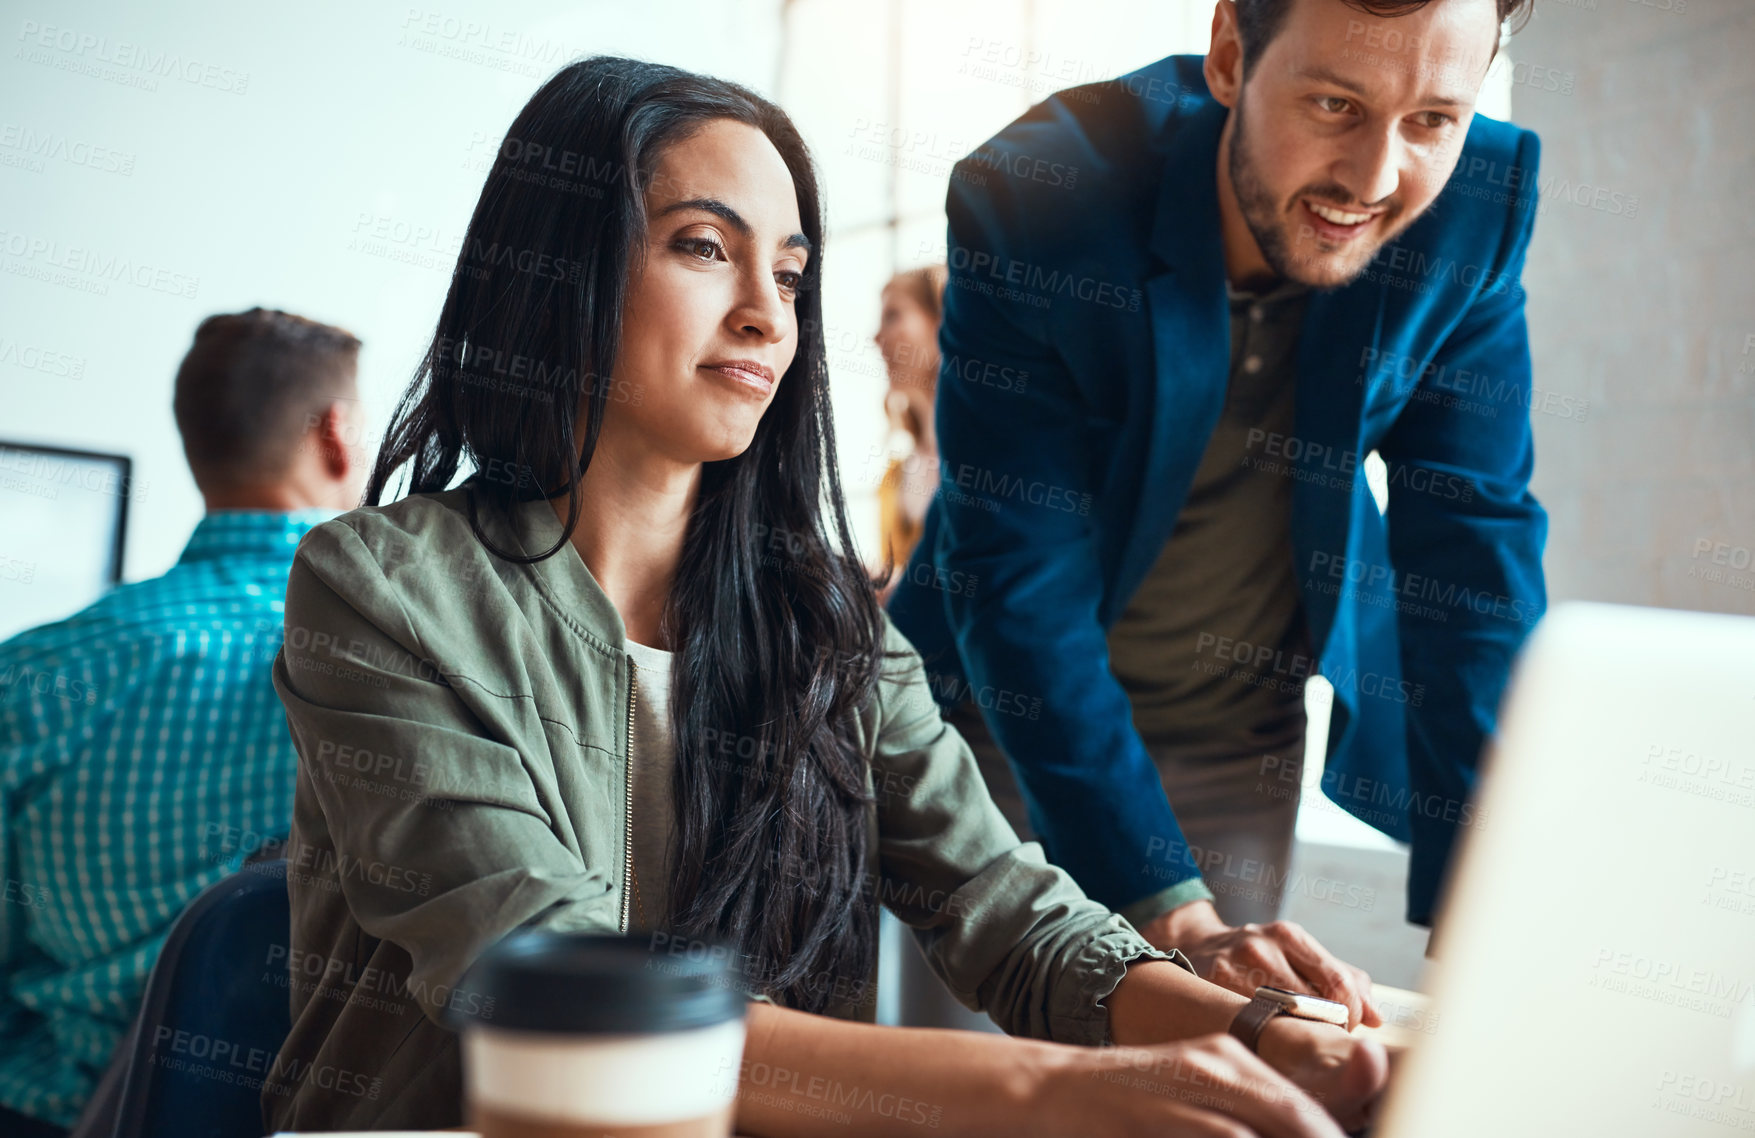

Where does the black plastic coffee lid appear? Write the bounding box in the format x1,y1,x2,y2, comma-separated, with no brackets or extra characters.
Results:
446,930,747,1034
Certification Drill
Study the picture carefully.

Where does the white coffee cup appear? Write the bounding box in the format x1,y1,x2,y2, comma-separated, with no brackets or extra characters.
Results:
452,932,747,1138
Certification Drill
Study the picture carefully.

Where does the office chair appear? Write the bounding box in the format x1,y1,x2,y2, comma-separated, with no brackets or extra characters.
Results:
111,860,292,1138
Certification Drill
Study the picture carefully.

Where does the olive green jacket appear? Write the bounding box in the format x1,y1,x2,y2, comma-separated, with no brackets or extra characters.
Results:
261,487,1185,1131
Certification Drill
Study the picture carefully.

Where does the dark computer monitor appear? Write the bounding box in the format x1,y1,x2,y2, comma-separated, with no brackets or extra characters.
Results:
0,441,132,643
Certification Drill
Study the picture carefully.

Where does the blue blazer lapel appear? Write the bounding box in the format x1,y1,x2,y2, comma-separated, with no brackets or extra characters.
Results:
1119,100,1233,612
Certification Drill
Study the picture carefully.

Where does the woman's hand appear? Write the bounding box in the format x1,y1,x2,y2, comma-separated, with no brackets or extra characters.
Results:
734,1000,1385,1138
1256,1017,1389,1132
1027,1032,1363,1138
1102,957,1389,1132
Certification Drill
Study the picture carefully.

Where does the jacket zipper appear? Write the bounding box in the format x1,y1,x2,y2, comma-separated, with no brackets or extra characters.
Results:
620,662,637,933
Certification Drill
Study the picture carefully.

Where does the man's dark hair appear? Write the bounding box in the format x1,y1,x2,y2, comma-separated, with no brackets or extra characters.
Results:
173,307,360,490
1236,0,1535,74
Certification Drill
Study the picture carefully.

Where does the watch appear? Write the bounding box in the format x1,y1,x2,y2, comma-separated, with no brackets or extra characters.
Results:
1228,985,1350,1053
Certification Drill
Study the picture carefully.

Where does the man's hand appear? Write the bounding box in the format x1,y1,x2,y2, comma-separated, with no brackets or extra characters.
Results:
1136,900,1382,1029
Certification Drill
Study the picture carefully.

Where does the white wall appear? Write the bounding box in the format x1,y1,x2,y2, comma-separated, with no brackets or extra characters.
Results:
2,0,780,583
1510,0,1755,619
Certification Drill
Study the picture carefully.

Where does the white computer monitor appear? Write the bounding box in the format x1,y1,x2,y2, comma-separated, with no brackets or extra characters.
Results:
0,441,132,644
1377,602,1755,1137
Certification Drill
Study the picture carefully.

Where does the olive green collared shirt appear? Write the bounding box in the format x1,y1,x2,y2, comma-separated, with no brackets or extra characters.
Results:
262,487,1189,1132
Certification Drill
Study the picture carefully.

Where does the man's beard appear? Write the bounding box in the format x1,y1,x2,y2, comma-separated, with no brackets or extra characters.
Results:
1228,94,1406,289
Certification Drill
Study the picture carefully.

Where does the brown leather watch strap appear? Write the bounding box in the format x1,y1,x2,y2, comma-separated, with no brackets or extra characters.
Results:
1228,993,1287,1053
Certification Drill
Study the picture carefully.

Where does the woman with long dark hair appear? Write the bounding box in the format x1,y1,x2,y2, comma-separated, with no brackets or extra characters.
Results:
263,56,1384,1136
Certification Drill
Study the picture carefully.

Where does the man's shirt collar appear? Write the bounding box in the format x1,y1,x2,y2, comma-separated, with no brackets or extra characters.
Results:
176,509,338,565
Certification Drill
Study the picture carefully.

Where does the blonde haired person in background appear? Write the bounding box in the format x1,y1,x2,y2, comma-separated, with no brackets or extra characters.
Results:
873,265,947,595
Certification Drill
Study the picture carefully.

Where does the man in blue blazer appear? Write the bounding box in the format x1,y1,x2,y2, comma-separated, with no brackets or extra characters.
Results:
889,0,1544,1024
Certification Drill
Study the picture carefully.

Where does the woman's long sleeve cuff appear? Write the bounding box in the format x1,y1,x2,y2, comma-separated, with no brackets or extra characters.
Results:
1051,916,1197,1048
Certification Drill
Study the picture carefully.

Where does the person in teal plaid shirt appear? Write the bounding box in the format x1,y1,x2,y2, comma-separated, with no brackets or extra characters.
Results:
0,308,368,1137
